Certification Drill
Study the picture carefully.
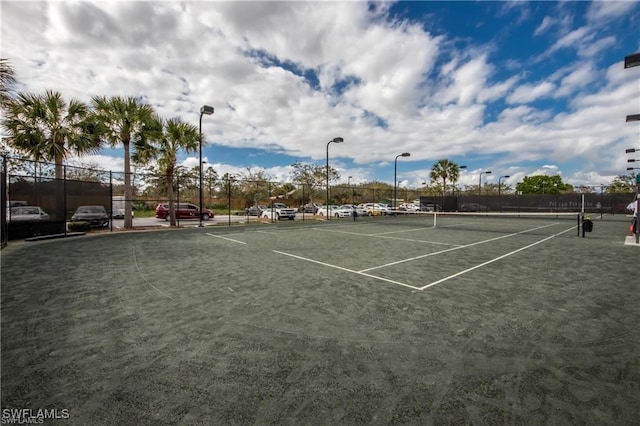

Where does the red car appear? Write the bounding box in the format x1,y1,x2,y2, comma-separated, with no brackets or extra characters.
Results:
155,203,214,221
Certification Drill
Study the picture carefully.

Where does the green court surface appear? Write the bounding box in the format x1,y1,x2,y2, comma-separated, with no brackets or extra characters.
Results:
1,214,639,424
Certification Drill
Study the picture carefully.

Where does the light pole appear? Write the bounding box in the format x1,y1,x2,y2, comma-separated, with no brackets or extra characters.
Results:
348,176,353,205
628,153,640,243
199,105,214,227
624,52,640,243
498,175,510,198
326,137,344,219
479,170,492,196
394,153,411,211
453,165,467,196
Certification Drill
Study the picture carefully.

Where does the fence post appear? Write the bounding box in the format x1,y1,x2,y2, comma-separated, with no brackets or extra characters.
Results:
63,165,67,237
109,171,113,232
1,156,7,247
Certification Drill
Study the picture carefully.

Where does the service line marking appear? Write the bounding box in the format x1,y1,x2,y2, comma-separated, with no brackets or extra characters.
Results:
358,222,563,273
314,227,460,247
272,250,422,290
420,225,577,289
205,233,247,244
369,226,434,236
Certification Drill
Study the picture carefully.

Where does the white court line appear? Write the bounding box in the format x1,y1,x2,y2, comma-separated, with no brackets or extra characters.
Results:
370,226,433,236
358,222,563,273
420,225,577,289
205,233,247,244
314,227,460,247
272,250,422,290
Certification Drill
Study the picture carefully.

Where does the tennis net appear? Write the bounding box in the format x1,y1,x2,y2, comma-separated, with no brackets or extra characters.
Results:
356,211,585,236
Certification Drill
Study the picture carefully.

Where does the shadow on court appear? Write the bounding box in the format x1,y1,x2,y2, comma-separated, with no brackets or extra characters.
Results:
1,215,639,424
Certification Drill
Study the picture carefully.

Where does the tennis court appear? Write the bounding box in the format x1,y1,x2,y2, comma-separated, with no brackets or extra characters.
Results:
1,213,639,424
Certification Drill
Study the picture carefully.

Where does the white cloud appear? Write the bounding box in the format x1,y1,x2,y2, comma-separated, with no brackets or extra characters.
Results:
548,26,593,53
534,16,557,36
1,1,638,188
587,1,638,23
507,81,555,104
554,62,599,97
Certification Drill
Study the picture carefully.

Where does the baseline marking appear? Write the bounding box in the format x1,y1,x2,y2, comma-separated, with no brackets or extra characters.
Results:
272,250,421,290
205,233,247,244
420,225,576,289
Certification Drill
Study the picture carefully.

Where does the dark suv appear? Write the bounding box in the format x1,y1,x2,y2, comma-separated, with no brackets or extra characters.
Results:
70,205,110,228
155,203,214,221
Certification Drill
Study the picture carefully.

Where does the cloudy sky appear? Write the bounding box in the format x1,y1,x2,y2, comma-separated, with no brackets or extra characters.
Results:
2,0,639,189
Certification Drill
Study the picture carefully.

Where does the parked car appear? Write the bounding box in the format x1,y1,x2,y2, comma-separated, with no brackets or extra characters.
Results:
398,203,419,212
261,204,297,220
7,206,50,222
359,203,391,216
111,196,134,218
340,204,368,217
245,205,267,216
155,203,214,221
299,203,321,214
70,205,109,228
316,205,352,218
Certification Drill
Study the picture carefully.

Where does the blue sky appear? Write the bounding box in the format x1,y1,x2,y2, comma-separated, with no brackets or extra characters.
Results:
1,1,639,189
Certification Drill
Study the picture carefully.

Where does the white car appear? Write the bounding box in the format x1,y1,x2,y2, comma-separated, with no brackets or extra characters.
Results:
359,203,391,216
316,205,352,218
261,206,297,220
7,206,50,222
340,204,368,217
398,203,419,212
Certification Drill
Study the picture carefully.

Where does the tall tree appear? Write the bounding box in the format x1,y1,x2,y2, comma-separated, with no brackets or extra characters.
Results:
0,58,17,109
134,116,199,226
238,167,271,208
515,175,567,195
91,96,156,229
2,90,100,179
430,159,462,198
290,162,339,204
608,173,637,193
204,166,219,205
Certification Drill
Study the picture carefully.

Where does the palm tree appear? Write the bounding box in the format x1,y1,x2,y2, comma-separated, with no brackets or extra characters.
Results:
1,58,17,109
2,90,100,179
430,159,462,208
134,116,199,226
91,96,156,229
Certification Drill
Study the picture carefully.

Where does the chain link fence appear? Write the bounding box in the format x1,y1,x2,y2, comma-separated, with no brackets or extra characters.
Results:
2,156,636,245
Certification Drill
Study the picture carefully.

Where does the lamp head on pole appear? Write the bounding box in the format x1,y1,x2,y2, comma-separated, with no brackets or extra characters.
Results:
401,152,410,157
627,148,638,154
624,52,640,68
331,137,344,143
485,170,492,175
200,105,214,115
459,165,467,169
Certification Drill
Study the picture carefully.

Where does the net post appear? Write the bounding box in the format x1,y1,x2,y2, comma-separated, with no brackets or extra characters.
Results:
577,214,580,237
